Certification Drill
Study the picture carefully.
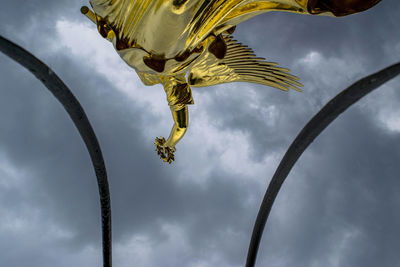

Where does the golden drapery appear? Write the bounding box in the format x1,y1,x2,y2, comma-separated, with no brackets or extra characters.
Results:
83,0,381,163
89,0,380,58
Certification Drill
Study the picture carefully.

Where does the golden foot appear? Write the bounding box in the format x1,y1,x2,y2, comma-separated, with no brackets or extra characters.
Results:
154,137,175,164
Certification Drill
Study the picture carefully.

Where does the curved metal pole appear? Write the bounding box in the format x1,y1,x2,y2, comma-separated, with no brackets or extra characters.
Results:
0,35,112,267
246,62,400,267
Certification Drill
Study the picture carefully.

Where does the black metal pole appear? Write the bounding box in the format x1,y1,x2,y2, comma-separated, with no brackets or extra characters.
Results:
0,35,112,267
246,62,400,267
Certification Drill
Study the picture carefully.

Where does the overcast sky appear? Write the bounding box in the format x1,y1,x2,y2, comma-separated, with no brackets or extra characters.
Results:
1,1,400,267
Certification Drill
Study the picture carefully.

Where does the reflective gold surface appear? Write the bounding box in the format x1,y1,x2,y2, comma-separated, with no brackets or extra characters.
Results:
81,0,380,163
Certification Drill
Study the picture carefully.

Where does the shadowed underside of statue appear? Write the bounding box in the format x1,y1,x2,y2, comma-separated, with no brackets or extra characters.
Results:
81,0,381,163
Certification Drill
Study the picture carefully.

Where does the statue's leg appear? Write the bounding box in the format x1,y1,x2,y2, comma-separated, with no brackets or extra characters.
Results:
165,105,189,149
154,106,188,163
156,75,193,163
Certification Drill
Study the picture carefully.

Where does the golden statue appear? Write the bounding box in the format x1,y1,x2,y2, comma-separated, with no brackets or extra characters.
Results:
81,0,380,163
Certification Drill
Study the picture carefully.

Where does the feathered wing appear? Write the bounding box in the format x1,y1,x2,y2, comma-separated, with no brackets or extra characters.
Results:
188,34,303,92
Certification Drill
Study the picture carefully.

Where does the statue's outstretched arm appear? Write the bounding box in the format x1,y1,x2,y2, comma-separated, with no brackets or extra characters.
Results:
81,6,116,42
81,6,96,24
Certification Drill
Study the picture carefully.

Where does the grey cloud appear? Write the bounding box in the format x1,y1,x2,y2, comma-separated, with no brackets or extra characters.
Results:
204,0,400,160
254,106,400,267
0,47,260,266
1,0,400,266
0,0,85,30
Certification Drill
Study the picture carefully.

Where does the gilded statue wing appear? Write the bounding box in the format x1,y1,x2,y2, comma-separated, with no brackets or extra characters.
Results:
188,34,302,91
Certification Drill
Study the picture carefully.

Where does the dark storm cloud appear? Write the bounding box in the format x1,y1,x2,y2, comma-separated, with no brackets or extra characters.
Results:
0,43,261,266
198,1,400,266
1,0,400,267
237,1,397,68
0,0,84,30
256,105,400,267
205,0,400,160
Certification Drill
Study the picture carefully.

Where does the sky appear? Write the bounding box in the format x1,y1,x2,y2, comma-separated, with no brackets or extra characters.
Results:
0,1,400,267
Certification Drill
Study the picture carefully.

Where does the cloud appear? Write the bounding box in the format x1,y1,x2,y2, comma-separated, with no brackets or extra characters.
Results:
1,0,400,266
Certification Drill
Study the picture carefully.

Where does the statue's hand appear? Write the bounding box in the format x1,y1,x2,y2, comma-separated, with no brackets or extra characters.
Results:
154,137,175,164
